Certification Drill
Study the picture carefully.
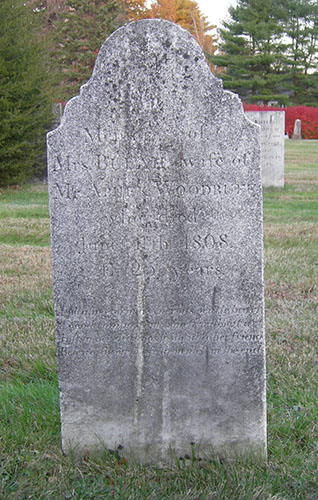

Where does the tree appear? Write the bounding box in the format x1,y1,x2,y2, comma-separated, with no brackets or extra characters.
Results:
31,0,216,103
124,0,148,20
212,0,318,106
212,0,291,105
281,0,318,105
27,0,68,32
0,0,53,186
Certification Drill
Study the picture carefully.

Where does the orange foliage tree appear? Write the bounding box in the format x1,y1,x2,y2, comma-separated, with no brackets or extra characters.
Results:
124,0,148,20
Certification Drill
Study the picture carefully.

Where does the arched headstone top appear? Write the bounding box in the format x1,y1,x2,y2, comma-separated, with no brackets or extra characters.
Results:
49,20,257,147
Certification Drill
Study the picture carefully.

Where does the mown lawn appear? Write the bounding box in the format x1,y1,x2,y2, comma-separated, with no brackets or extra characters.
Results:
0,140,317,499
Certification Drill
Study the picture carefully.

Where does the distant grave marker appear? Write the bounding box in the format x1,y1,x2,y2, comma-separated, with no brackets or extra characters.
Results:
47,20,266,463
246,111,285,188
292,119,302,140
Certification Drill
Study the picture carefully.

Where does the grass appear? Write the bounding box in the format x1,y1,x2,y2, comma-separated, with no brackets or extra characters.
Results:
0,140,318,499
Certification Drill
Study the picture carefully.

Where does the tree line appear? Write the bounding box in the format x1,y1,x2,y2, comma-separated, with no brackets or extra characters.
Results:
212,0,318,106
1,0,318,186
35,0,216,102
0,0,215,185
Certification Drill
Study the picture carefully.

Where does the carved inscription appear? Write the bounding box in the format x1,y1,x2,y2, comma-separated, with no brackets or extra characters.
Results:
55,182,81,200
57,323,264,357
80,232,230,253
52,170,259,202
52,153,258,199
56,296,264,359
58,343,263,358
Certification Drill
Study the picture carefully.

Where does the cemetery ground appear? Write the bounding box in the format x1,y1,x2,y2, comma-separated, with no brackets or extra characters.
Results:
0,140,317,500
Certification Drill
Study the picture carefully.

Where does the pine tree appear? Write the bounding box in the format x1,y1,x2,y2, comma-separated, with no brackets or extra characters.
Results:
0,0,53,186
282,0,318,104
212,0,291,105
212,0,318,106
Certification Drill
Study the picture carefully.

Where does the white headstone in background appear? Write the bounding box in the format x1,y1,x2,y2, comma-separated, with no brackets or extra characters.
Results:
292,119,302,140
246,111,285,188
47,20,266,463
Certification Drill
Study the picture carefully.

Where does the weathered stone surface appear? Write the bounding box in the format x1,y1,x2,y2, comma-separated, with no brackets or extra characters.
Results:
47,20,266,462
292,118,302,140
246,111,285,188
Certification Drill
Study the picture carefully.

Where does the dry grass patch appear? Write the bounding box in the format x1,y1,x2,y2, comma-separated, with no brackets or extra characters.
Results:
0,317,56,382
264,215,318,384
0,217,50,246
265,246,317,285
265,222,318,240
0,245,55,382
285,175,318,185
286,177,318,185
0,244,52,296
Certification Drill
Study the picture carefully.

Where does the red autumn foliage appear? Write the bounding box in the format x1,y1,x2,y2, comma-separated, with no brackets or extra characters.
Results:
244,104,318,139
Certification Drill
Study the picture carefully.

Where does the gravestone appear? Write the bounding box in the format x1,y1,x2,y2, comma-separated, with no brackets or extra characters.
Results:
47,20,266,462
292,118,302,140
246,111,285,187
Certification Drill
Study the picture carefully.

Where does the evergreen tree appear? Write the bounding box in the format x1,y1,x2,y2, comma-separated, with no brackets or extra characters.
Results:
27,0,68,33
0,0,53,186
282,0,318,104
213,0,318,106
212,0,291,105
